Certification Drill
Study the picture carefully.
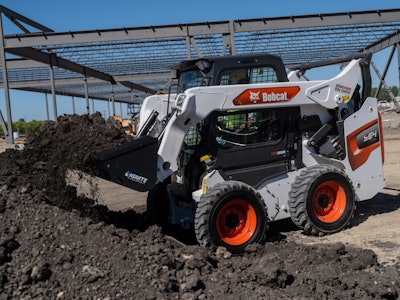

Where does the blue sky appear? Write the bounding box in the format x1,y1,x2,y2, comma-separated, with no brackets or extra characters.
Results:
1,0,400,121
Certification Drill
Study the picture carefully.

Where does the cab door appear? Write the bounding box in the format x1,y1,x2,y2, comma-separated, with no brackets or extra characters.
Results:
209,107,300,187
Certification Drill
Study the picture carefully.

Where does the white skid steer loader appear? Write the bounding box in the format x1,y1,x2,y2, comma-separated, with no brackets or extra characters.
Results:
98,53,385,253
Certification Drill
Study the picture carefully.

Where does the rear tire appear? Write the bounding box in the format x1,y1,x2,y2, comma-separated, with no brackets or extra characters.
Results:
194,181,268,254
288,165,355,236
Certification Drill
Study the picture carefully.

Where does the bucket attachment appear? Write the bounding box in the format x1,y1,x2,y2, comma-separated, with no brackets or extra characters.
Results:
97,135,158,192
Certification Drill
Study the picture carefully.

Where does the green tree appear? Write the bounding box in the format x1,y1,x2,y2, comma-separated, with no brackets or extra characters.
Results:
26,120,44,135
1,119,44,138
371,86,399,101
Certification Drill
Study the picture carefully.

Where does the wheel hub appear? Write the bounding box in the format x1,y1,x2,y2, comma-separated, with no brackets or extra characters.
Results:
317,193,330,208
312,181,347,223
313,188,334,215
216,199,257,246
219,207,246,236
225,213,240,228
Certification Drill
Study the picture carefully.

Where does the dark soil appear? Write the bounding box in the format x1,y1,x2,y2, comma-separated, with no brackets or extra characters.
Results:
0,113,399,299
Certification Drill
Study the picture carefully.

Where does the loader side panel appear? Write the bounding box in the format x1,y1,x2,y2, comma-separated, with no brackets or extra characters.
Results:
343,97,385,200
97,135,158,192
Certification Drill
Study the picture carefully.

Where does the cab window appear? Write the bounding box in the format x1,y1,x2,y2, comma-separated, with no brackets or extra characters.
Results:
178,69,204,93
218,67,278,85
215,109,282,148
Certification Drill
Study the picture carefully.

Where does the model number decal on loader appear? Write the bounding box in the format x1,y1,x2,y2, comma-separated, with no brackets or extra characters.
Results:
233,86,300,105
347,120,380,171
357,123,380,149
124,171,148,185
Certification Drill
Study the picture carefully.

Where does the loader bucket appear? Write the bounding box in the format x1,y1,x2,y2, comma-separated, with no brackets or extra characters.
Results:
97,135,158,192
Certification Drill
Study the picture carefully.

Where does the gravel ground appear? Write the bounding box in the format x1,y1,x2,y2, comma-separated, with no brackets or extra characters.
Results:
0,113,399,299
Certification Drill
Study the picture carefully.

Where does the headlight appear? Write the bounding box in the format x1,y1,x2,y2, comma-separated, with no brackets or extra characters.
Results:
175,93,187,111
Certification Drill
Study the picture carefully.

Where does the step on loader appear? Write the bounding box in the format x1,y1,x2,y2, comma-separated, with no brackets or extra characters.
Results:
98,52,385,253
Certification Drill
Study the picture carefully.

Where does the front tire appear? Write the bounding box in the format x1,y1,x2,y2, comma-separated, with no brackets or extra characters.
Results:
288,165,355,236
194,181,268,253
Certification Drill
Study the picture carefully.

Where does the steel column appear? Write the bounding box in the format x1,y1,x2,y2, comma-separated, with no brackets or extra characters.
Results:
190,37,203,58
72,96,75,114
228,20,236,55
186,35,191,59
371,61,398,110
84,76,89,114
395,44,400,112
107,97,111,118
45,93,50,120
111,84,115,116
375,45,396,97
49,65,57,120
0,13,13,144
398,44,400,88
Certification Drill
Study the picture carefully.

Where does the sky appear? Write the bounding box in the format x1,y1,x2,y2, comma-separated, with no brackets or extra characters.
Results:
1,0,400,122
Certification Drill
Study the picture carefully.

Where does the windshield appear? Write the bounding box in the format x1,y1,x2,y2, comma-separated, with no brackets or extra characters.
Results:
177,66,280,93
218,67,278,85
178,69,204,93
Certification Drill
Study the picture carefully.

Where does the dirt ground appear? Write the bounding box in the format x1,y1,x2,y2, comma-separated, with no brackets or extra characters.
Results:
68,133,400,266
0,112,399,299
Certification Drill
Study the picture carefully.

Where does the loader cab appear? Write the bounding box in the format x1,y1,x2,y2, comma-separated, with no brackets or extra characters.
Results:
169,54,291,200
140,54,289,144
171,53,289,94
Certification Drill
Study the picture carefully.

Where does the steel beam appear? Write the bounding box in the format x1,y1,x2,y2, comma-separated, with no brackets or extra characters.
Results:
7,47,158,95
4,23,230,48
1,73,170,90
14,86,133,103
0,5,53,33
365,30,400,53
118,81,157,95
233,10,400,33
7,47,116,84
7,58,47,69
4,9,400,49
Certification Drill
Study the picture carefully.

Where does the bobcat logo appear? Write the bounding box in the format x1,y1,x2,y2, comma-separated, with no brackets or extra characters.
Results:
249,91,260,103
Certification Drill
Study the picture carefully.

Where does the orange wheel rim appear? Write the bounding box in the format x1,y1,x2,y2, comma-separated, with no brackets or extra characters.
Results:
312,181,346,223
216,199,257,246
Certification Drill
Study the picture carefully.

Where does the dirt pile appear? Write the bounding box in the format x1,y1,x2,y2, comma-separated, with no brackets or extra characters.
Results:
0,113,399,299
0,113,127,212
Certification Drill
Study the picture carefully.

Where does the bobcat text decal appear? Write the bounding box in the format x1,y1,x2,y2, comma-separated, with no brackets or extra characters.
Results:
233,86,300,105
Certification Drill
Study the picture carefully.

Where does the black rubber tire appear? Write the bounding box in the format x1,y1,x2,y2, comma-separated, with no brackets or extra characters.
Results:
146,181,170,225
288,165,355,236
194,181,268,254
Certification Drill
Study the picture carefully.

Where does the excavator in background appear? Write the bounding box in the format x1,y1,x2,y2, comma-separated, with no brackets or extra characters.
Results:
98,52,386,253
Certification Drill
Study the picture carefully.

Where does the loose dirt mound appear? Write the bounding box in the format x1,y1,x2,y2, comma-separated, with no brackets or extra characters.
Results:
0,113,399,299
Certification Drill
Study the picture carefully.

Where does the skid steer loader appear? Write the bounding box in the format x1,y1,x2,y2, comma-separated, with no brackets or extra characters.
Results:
98,52,385,253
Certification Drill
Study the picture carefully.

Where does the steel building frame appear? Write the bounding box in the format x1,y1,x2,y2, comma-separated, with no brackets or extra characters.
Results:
1,5,400,144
